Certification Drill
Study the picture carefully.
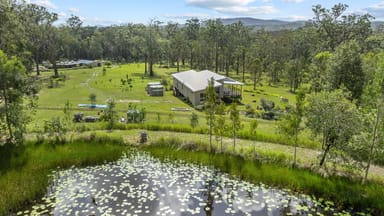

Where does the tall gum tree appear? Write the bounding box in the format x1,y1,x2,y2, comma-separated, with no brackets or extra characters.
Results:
0,50,37,144
205,77,217,153
349,52,384,184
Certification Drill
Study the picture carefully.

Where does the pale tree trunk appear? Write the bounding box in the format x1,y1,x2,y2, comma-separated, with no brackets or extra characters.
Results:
363,108,381,184
293,131,298,168
3,91,14,141
35,53,40,76
190,46,193,69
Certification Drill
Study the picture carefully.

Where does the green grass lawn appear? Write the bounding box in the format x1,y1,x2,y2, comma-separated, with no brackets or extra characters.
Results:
33,64,299,130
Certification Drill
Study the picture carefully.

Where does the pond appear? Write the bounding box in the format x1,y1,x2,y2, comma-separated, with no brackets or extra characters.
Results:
17,151,355,216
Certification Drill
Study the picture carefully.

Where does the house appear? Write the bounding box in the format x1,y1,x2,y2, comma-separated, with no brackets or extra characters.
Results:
56,59,100,68
172,70,243,106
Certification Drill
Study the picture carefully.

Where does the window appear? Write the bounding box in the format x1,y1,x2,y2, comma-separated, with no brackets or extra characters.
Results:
200,93,206,101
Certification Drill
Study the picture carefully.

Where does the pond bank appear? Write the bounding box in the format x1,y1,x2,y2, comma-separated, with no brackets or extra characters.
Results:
142,138,384,215
0,136,127,215
1,133,384,215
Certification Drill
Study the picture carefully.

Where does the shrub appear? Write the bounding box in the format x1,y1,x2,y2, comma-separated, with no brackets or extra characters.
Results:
260,98,275,111
245,104,256,118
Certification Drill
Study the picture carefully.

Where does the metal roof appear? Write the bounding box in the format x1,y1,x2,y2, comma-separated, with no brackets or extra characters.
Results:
172,70,243,92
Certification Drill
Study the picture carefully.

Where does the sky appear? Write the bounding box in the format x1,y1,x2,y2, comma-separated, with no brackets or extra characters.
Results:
25,0,384,26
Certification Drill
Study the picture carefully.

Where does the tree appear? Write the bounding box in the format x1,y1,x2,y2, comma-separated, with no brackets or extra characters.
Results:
247,57,263,90
185,18,200,69
45,20,60,77
306,90,359,167
228,102,241,150
190,112,199,128
312,3,373,51
204,19,224,73
249,119,258,152
145,19,161,76
330,40,365,100
89,93,96,106
309,51,333,93
0,1,26,59
278,88,306,167
63,100,73,132
285,59,304,93
104,99,117,130
214,103,227,152
0,50,37,144
44,116,67,144
205,77,217,153
22,3,57,75
349,52,384,184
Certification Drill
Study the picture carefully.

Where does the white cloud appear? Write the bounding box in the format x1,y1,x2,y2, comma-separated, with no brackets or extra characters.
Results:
186,0,256,8
58,12,67,18
26,0,58,9
285,15,309,21
163,13,213,20
281,0,304,3
69,8,80,13
186,0,276,16
215,5,277,16
365,2,384,19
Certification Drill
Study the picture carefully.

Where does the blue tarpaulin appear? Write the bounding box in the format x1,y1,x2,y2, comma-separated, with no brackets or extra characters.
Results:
78,104,108,108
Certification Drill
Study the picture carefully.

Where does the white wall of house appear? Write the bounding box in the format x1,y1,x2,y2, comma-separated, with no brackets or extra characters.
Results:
172,70,241,107
174,76,224,106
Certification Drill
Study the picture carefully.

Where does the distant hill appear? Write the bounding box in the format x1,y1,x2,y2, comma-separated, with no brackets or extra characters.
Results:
220,17,384,31
220,17,307,31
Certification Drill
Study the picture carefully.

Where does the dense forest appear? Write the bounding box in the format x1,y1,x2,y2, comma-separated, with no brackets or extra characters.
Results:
0,0,384,186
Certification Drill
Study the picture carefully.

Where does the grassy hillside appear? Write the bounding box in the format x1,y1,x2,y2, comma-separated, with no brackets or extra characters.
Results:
31,63,315,148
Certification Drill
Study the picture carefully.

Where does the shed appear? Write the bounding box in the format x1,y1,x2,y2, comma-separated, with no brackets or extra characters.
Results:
146,82,164,96
148,84,164,96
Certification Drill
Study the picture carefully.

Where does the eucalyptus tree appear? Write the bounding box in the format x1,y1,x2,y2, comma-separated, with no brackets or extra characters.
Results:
349,52,384,184
249,119,258,152
329,40,365,100
228,102,241,150
45,22,61,77
205,77,217,153
0,51,38,144
164,22,178,67
247,56,262,90
214,103,227,152
184,18,200,69
129,24,147,62
284,28,314,93
306,90,359,167
312,3,373,51
279,88,306,167
104,99,117,130
231,21,251,80
164,22,186,71
21,4,57,75
308,51,333,93
145,19,162,76
252,30,280,85
204,19,224,73
0,0,29,65
223,21,251,79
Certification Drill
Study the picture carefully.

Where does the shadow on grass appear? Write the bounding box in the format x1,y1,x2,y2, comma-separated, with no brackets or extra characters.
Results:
0,143,28,173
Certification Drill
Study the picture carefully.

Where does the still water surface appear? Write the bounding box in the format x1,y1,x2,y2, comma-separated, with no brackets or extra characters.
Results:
18,152,355,216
